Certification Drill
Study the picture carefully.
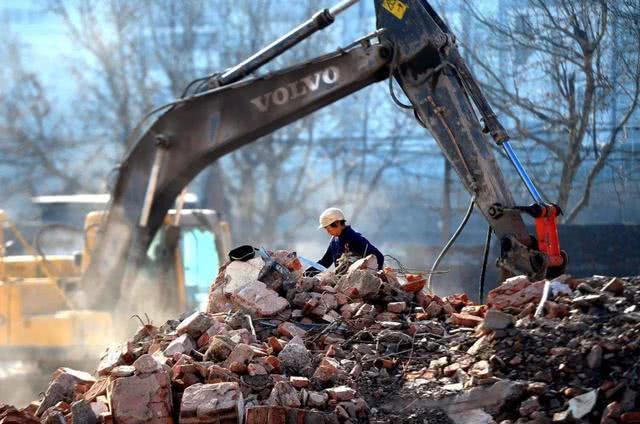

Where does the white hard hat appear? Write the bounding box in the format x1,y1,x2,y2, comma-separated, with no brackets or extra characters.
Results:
318,207,346,229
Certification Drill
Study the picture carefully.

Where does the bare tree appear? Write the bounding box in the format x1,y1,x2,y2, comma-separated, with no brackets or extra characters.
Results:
49,0,158,148
465,0,640,222
0,30,92,203
2,0,470,249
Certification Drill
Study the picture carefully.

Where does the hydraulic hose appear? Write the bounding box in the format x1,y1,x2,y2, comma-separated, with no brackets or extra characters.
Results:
478,224,492,303
427,195,476,292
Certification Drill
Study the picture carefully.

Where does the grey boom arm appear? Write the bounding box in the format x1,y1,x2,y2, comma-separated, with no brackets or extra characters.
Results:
82,42,391,307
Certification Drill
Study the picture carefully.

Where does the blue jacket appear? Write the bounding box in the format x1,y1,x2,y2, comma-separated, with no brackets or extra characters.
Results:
317,226,384,270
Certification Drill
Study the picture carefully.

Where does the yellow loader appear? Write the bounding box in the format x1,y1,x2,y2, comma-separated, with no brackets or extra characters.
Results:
0,206,231,369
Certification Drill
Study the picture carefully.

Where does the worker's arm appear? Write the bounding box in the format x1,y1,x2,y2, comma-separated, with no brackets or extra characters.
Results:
317,245,334,269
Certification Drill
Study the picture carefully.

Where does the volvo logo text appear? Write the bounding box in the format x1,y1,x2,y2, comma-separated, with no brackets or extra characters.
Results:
251,66,340,112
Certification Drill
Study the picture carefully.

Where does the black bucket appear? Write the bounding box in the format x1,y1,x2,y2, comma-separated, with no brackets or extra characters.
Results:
229,245,256,262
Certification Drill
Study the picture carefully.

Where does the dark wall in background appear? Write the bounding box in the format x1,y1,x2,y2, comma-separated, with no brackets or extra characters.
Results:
416,224,640,302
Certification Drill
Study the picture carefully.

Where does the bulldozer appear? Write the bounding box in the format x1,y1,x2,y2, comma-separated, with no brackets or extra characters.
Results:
0,199,231,369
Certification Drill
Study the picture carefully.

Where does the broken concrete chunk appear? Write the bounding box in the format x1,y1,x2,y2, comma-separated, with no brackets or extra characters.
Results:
483,309,515,330
70,400,97,424
552,409,573,423
55,368,95,385
204,335,236,362
109,367,173,423
307,391,329,408
132,354,161,375
221,257,264,296
278,336,313,375
336,270,382,299
469,360,491,379
268,381,301,408
325,386,356,402
110,365,136,378
271,249,303,271
568,389,599,419
180,382,243,423
233,281,289,317
448,409,494,424
347,254,378,275
228,328,254,345
36,371,83,417
176,311,215,339
443,363,461,377
163,334,195,357
97,344,124,376
461,305,486,317
467,335,488,355
224,343,255,369
32,368,96,418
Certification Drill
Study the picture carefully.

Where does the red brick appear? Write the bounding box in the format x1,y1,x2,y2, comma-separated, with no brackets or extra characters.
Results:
445,293,470,311
387,302,406,313
461,305,487,317
399,274,426,292
289,377,310,389
451,313,483,327
264,356,282,374
312,358,339,383
277,322,307,339
267,337,284,354
487,276,545,310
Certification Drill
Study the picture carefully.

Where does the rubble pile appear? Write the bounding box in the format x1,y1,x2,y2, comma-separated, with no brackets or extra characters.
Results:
2,249,640,424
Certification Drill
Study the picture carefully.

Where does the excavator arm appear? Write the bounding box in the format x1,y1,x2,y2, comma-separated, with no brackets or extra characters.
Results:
83,30,392,307
82,0,565,309
374,0,566,278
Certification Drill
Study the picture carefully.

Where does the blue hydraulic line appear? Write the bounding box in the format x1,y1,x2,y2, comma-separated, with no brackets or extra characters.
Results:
502,141,544,204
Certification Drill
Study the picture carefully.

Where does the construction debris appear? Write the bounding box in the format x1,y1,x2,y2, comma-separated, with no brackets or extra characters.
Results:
2,249,640,424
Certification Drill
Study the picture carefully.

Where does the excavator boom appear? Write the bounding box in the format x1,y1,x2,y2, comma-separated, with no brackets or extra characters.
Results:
83,0,563,309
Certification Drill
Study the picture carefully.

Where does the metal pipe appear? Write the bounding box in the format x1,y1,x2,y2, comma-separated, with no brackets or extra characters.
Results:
139,147,166,227
502,141,544,204
218,0,358,86
329,0,359,16
173,188,187,226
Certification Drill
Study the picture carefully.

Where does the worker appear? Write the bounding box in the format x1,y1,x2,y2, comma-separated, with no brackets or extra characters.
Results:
315,207,384,271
